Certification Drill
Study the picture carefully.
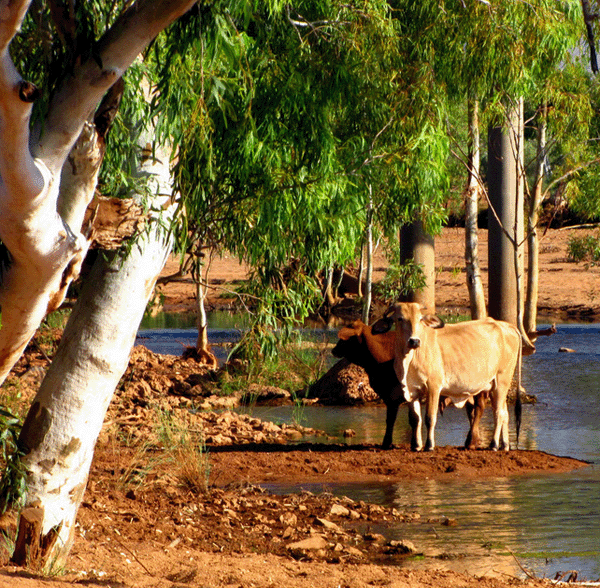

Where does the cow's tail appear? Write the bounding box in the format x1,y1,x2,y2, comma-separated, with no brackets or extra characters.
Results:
515,336,523,449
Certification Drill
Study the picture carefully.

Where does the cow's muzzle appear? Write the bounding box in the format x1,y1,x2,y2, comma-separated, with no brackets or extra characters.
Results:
408,337,421,349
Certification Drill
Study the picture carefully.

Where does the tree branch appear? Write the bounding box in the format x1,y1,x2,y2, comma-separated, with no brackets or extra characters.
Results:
0,0,32,51
581,0,599,74
36,0,196,171
0,0,45,211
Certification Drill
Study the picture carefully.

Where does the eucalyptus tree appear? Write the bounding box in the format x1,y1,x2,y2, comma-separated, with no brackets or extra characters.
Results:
522,63,596,331
0,0,196,568
157,1,451,335
419,1,584,325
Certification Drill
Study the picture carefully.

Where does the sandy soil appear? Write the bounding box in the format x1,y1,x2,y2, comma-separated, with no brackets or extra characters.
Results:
0,227,597,588
159,226,600,322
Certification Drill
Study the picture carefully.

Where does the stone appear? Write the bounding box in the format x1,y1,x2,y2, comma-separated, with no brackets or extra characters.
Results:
287,536,328,551
344,546,364,558
315,518,344,533
329,504,350,518
387,539,418,554
280,512,297,527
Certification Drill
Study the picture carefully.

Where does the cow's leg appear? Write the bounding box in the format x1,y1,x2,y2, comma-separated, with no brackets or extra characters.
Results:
382,400,401,449
408,400,423,451
464,392,487,449
424,387,440,452
489,390,510,451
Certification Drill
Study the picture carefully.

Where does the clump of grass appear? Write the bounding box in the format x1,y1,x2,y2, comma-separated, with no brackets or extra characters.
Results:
155,409,210,495
219,332,332,403
174,442,210,495
116,408,210,496
116,442,155,491
567,233,600,264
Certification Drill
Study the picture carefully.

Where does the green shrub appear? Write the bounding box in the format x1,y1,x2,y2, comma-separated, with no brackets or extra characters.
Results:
567,233,600,264
0,407,27,514
374,259,427,303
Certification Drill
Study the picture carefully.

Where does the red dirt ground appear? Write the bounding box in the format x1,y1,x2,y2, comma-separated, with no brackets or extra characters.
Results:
0,227,597,588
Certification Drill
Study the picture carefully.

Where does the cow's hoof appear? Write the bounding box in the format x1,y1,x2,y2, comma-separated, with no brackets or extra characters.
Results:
381,443,393,450
424,443,434,452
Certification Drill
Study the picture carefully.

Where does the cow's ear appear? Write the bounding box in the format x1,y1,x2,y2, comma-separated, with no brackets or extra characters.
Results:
422,314,445,329
383,304,396,320
337,327,356,341
371,317,393,334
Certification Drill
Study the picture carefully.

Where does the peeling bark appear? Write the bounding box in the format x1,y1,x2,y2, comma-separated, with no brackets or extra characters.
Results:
17,205,174,567
0,0,195,386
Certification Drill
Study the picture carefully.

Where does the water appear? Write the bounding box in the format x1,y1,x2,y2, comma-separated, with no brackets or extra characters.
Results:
137,321,600,580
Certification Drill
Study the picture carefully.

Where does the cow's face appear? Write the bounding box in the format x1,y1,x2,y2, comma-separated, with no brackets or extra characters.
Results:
388,303,444,355
392,303,423,352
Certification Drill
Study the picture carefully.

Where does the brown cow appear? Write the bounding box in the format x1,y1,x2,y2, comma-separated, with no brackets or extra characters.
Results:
387,303,521,452
332,320,487,450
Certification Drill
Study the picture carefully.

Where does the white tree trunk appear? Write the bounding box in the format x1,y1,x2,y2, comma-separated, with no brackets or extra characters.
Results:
17,209,173,567
0,0,195,387
361,184,373,323
524,103,548,333
13,83,176,565
0,0,194,569
194,253,218,367
464,98,487,319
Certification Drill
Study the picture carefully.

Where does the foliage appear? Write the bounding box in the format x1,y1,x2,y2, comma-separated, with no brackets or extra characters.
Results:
375,259,427,304
567,233,600,264
11,1,122,119
8,0,594,355
149,0,458,345
222,332,332,399
0,408,27,514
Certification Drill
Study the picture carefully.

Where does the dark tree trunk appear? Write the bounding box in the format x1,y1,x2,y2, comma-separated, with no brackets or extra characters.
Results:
487,101,524,325
400,219,435,311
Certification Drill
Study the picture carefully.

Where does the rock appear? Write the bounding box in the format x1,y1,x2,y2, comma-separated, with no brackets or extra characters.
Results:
363,532,386,544
329,504,350,518
245,384,291,405
287,536,328,551
344,546,364,558
308,359,380,405
342,428,356,438
387,539,418,554
282,526,295,539
280,512,297,527
198,395,239,410
315,518,344,533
